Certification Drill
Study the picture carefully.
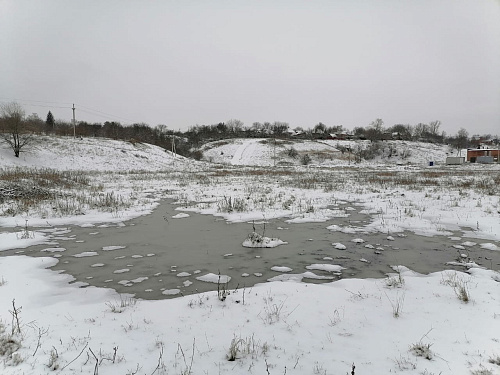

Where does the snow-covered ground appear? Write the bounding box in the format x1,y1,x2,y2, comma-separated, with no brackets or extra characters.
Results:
201,138,461,167
1,136,499,374
0,135,193,171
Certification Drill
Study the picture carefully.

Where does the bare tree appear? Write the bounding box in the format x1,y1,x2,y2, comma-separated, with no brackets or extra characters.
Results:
365,118,384,142
413,123,429,140
0,102,34,157
313,122,327,134
271,121,289,135
453,128,469,156
389,124,412,140
369,118,384,132
226,119,244,133
428,120,441,135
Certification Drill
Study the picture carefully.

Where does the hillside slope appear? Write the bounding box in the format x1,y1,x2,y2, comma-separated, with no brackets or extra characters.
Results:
201,138,458,167
0,136,189,171
1,136,463,171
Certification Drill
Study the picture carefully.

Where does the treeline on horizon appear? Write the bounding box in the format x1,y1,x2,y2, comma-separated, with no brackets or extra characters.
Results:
1,104,498,160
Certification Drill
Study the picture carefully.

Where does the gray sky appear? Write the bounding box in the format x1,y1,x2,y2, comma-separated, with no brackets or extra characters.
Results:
1,0,499,135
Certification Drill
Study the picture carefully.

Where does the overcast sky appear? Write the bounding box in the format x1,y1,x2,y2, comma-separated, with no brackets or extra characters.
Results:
1,0,499,135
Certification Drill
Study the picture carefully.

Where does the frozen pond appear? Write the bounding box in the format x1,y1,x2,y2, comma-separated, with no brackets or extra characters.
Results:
2,200,499,300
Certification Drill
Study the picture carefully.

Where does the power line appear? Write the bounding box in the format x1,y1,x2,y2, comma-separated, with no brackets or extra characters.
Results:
1,97,137,123
77,108,127,122
0,100,71,109
0,97,73,106
76,104,136,123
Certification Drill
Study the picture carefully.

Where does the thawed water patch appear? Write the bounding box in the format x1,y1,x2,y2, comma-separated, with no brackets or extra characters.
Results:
1,200,499,300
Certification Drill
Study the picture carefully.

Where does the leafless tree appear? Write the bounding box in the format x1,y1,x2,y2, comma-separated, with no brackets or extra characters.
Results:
365,118,384,141
313,122,327,134
369,118,384,132
413,122,429,140
453,128,469,155
0,102,34,157
428,120,441,135
226,119,244,133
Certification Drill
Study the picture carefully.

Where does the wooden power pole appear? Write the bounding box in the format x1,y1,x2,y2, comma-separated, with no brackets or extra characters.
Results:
72,103,76,137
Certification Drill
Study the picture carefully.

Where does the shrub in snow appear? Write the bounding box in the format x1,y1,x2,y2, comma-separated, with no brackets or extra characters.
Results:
300,153,312,165
287,147,298,159
47,348,59,370
440,271,471,303
226,335,269,361
0,321,22,365
242,232,287,248
217,196,247,213
489,355,500,365
409,342,433,360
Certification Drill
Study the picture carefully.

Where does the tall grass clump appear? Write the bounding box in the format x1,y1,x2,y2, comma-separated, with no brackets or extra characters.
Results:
217,196,247,213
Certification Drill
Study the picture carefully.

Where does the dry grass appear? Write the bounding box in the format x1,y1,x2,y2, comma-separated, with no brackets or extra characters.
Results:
0,167,90,187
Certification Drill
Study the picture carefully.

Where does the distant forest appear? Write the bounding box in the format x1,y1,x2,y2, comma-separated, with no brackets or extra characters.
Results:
1,102,498,160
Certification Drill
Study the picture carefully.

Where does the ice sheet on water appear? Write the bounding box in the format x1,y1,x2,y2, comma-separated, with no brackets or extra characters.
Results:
172,213,190,219
306,264,346,273
74,251,98,257
195,273,231,283
102,245,126,251
113,268,130,274
271,266,293,273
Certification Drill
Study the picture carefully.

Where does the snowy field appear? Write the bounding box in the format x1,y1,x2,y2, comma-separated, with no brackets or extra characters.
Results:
0,136,499,375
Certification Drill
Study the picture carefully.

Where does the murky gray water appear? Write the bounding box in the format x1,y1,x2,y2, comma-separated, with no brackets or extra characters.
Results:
2,200,499,300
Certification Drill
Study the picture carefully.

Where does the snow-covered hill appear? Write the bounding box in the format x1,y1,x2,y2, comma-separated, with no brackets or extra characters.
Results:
201,138,459,167
0,136,189,171
0,136,462,171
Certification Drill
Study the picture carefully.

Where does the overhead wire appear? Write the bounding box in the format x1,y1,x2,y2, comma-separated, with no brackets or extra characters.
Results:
77,108,128,122
0,97,136,123
76,104,135,123
0,101,71,109
0,97,73,106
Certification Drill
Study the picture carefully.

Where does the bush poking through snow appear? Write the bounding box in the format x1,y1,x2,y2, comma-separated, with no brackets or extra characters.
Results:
287,147,298,159
0,321,22,364
409,342,433,360
47,347,59,370
300,153,312,165
106,295,137,313
470,365,494,375
386,293,405,318
217,196,247,213
226,335,269,362
385,269,405,288
440,271,472,303
488,355,500,366
226,337,243,361
217,272,229,302
259,293,290,325
394,354,417,370
454,282,470,303
242,232,287,248
0,301,24,366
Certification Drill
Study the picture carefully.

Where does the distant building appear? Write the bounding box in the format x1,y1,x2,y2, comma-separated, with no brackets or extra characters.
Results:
328,133,351,140
446,157,465,165
466,148,500,162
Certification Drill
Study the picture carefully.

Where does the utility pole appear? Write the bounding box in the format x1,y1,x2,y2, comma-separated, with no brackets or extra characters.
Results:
171,135,176,156
72,103,76,138
273,138,276,167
